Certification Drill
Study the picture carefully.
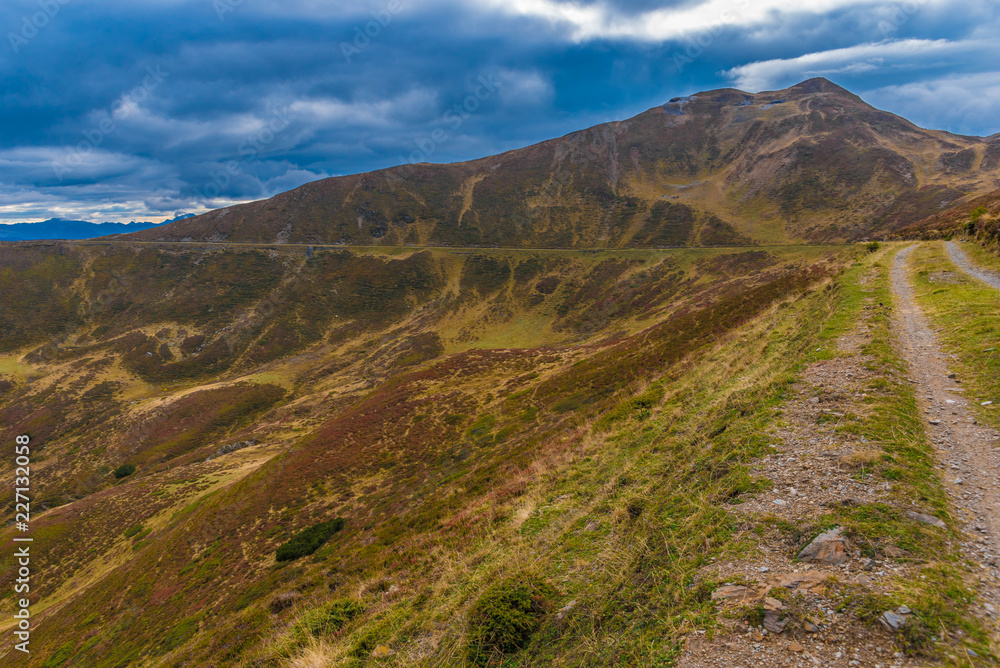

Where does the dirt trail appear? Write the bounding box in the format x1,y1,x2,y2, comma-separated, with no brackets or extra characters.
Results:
680,269,928,668
892,246,1000,637
946,241,1000,290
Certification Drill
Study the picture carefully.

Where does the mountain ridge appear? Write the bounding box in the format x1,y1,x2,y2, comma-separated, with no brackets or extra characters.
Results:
110,77,1000,247
2,77,1000,667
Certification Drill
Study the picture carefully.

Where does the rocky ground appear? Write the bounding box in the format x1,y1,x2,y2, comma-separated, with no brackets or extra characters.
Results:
678,249,1000,667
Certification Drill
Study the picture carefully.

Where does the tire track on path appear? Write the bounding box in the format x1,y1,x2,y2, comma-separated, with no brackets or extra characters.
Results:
946,241,1000,290
892,245,1000,645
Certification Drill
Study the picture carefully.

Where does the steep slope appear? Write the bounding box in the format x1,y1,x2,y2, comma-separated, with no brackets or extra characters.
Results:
2,241,997,666
114,78,1000,247
0,242,835,663
895,185,1000,247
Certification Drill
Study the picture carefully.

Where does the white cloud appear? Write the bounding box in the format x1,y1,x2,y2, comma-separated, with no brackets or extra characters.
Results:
497,69,553,106
723,38,957,91
482,0,948,42
862,71,1000,136
288,88,438,127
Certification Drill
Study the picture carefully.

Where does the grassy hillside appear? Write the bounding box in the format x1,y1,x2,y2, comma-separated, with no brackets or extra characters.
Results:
0,240,995,666
896,189,1000,248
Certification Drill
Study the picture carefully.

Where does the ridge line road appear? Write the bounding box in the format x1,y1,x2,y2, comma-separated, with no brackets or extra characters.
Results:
947,241,1000,291
892,245,1000,645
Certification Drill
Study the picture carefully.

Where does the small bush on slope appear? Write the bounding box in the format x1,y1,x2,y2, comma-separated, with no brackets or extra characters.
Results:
467,576,558,666
275,518,346,562
112,464,135,479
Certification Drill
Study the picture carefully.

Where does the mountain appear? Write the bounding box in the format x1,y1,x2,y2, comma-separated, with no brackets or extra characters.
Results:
0,214,193,241
114,78,1000,247
2,79,1000,667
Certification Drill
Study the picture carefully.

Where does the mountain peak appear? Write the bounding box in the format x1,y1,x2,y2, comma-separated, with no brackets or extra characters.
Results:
750,77,862,104
118,79,1000,247
788,77,849,94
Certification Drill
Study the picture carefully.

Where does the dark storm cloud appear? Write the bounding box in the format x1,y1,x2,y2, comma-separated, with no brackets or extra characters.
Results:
0,0,997,223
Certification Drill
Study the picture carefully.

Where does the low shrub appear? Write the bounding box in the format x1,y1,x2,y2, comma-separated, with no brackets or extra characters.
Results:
275,518,346,562
113,464,136,479
467,576,557,665
269,591,302,614
41,641,76,667
301,599,363,637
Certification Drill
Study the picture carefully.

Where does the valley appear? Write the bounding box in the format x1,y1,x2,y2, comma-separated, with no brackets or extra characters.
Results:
0,236,999,666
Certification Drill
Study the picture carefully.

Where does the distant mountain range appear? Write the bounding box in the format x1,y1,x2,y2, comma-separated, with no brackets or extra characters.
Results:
0,214,194,241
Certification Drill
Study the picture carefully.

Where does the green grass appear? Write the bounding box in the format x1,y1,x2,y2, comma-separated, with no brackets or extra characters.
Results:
466,576,558,665
909,241,1000,430
113,463,136,479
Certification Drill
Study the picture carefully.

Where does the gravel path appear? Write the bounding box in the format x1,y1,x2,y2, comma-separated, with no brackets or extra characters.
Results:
947,241,1000,290
892,246,1000,643
675,251,1000,668
679,268,927,668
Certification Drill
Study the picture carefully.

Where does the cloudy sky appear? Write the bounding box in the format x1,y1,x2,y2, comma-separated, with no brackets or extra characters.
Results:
1,0,998,224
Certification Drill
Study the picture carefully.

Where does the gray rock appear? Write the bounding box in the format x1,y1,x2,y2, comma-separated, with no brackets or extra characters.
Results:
879,610,907,631
905,510,947,529
763,609,787,634
798,527,850,565
555,600,577,621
